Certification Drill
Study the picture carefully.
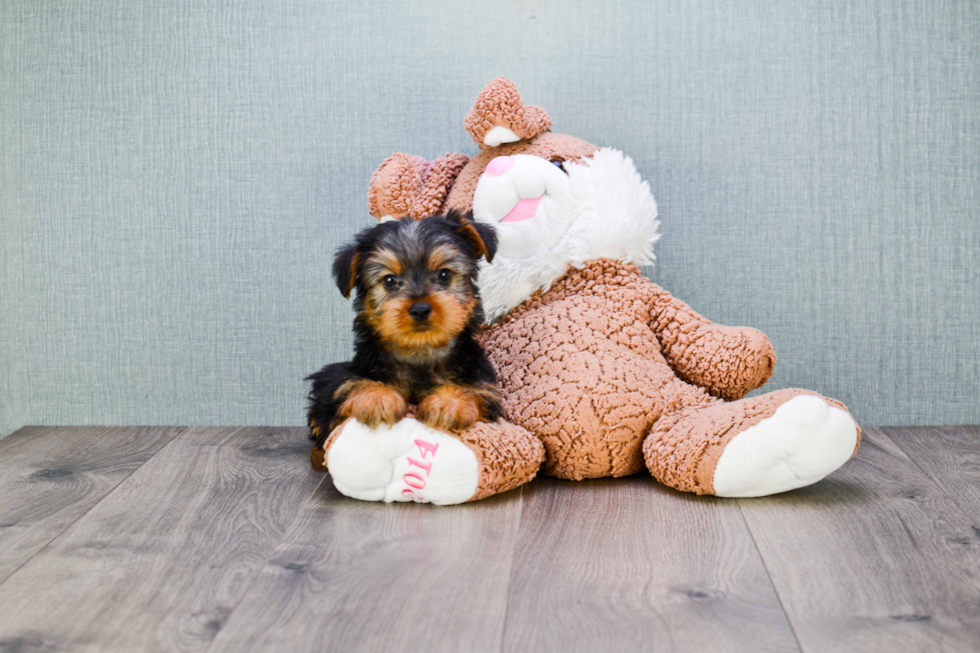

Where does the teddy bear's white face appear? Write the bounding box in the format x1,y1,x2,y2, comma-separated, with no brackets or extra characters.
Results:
471,154,575,261
472,148,662,323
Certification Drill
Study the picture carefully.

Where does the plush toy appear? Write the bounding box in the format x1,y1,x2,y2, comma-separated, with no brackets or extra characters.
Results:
314,78,860,504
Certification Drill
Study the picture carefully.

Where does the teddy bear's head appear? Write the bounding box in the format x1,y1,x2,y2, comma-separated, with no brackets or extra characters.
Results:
368,78,660,322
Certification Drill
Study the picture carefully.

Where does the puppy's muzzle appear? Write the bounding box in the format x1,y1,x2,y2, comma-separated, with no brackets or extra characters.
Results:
408,301,432,322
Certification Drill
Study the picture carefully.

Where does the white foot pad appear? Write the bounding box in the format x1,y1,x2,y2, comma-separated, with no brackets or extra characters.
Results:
712,395,858,498
327,418,480,505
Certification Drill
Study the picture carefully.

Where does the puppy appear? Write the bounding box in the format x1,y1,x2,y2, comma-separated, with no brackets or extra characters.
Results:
306,211,502,454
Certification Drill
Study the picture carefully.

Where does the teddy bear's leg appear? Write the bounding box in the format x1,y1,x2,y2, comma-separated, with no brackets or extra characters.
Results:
642,387,860,497
314,417,544,505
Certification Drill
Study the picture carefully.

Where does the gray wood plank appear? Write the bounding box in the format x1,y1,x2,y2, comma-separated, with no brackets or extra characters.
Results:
501,476,800,653
0,427,323,653
739,427,980,653
205,479,525,653
887,426,980,522
0,426,183,583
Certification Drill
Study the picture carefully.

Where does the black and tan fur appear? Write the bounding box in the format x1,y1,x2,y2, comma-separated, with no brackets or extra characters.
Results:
307,211,502,455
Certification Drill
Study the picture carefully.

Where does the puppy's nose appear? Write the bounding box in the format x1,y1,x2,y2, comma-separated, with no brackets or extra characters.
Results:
408,302,432,322
484,156,514,177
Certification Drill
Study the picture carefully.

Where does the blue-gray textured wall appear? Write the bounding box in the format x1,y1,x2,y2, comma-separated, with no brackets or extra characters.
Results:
2,0,978,437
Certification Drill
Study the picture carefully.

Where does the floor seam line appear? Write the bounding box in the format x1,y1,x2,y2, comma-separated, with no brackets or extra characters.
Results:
876,425,980,536
199,467,332,653
496,484,525,653
737,499,806,653
0,425,189,590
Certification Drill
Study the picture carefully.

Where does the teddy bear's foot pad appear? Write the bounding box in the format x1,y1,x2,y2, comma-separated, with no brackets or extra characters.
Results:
327,418,479,505
712,395,858,498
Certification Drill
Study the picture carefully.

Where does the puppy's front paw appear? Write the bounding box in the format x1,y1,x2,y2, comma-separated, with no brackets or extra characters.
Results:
339,380,408,428
417,385,481,433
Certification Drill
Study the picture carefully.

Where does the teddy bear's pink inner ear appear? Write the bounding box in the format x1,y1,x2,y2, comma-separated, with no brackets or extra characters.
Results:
367,152,469,220
464,77,552,149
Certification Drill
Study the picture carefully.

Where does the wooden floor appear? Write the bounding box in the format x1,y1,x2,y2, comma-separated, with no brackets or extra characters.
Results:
1,427,979,652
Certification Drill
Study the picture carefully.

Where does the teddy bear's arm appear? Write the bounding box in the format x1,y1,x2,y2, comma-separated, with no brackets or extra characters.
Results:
643,283,777,401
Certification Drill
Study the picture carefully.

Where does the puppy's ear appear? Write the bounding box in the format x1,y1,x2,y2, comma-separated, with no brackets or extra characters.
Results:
332,244,360,299
447,210,497,264
470,220,497,264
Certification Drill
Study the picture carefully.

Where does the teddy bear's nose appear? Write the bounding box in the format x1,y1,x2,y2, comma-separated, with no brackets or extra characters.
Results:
484,156,514,178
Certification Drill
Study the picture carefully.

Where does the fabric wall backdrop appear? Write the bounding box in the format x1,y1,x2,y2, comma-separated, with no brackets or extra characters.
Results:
2,0,978,437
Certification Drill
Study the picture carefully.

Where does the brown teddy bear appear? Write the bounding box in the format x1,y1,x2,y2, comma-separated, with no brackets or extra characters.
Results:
316,78,860,504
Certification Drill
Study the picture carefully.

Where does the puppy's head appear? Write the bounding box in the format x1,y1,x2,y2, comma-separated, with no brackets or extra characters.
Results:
333,211,496,352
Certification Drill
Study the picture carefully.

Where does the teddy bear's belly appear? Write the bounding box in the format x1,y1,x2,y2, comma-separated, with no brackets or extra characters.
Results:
485,313,672,480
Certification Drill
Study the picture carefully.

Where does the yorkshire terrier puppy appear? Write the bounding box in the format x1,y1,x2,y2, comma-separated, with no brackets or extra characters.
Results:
306,211,502,453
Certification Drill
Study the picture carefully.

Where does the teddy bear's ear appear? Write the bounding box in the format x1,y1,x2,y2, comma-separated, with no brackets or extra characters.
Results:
367,152,470,220
464,77,553,149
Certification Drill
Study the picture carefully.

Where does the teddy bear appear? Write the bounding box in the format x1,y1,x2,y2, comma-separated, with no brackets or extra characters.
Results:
314,78,860,504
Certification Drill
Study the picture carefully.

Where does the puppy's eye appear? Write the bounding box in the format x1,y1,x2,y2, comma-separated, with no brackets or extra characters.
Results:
550,159,566,172
381,274,399,290
436,268,453,284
